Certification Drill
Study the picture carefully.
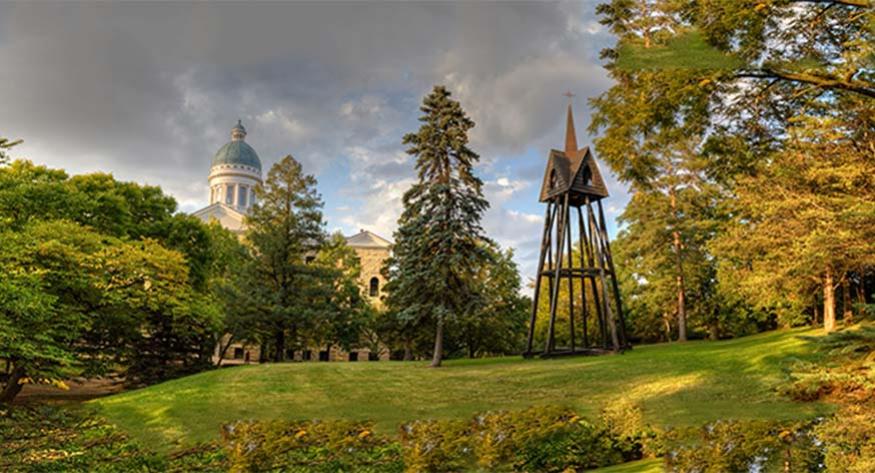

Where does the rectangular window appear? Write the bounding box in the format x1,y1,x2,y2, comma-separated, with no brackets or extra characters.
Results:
233,347,244,359
238,186,247,207
225,185,234,205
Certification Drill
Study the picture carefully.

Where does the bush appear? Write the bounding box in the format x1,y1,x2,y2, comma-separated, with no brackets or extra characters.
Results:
815,403,875,472
663,420,823,473
466,406,638,472
0,405,224,472
782,325,875,402
221,419,403,473
222,406,646,472
400,419,473,472
3,404,650,472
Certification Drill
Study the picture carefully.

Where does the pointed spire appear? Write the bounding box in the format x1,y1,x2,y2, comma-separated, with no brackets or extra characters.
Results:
563,92,577,155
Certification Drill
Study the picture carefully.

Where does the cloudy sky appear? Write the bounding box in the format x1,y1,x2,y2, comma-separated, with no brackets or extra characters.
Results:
0,1,629,289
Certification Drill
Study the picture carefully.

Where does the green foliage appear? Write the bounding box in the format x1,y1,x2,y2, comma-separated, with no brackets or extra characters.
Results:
815,402,875,472
0,137,22,165
243,154,326,361
711,100,875,328
0,221,109,401
466,406,642,472
0,405,225,472
616,30,744,70
592,0,875,339
663,420,824,473
385,85,492,366
220,407,643,473
455,246,530,357
400,419,472,472
782,324,875,402
0,159,235,399
222,419,402,473
307,232,371,352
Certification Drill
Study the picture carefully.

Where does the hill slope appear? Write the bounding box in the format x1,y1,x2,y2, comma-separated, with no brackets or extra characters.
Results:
94,329,828,450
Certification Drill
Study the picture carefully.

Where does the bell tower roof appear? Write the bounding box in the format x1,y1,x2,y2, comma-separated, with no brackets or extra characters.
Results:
538,100,609,203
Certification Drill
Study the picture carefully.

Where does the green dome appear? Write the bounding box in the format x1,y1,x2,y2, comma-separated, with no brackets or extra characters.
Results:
212,140,262,171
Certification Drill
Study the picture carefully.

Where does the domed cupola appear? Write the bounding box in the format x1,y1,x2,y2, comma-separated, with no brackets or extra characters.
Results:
212,120,263,172
207,120,264,212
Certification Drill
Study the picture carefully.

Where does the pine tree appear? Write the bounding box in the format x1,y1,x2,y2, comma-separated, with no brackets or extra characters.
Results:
245,155,325,361
384,86,491,367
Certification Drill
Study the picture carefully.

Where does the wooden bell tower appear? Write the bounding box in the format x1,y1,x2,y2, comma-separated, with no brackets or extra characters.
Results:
524,99,629,357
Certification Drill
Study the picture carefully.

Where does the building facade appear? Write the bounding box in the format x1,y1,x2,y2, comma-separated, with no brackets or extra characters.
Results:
193,121,392,363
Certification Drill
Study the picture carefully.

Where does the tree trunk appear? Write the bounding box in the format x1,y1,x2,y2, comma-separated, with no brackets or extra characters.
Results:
708,320,719,341
813,300,821,327
215,334,235,367
0,365,26,404
669,188,688,342
662,313,672,342
824,268,836,332
430,316,444,368
403,341,413,361
274,329,285,362
842,276,853,325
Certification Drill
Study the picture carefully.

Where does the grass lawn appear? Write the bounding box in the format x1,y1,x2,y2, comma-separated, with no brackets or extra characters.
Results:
93,328,830,451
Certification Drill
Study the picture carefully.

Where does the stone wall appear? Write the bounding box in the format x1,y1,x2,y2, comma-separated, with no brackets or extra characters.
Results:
212,245,392,366
354,246,391,308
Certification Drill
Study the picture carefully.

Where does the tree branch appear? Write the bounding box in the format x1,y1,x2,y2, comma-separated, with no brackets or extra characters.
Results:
734,69,875,99
789,0,871,8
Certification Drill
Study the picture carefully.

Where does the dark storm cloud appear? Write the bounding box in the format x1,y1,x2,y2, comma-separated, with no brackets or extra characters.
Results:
0,1,618,282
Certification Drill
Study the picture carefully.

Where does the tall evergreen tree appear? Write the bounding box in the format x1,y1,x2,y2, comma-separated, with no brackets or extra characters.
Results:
384,85,491,367
245,155,325,361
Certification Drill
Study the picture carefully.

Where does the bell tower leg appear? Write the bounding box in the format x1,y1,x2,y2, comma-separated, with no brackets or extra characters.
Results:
526,202,554,356
545,194,570,354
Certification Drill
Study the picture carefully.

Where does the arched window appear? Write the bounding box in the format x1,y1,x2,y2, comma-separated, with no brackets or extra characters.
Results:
369,277,379,297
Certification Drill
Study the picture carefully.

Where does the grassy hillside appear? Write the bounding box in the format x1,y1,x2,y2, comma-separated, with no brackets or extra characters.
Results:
94,328,829,451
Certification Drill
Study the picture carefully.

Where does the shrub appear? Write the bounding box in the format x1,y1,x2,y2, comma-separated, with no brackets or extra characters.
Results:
221,406,646,472
782,325,875,402
815,403,875,472
0,405,224,472
399,419,473,472
467,406,638,472
663,420,823,473
221,419,403,473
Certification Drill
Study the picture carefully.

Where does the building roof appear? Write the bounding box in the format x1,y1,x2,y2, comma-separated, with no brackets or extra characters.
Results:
191,202,247,234
345,230,392,249
212,121,262,171
538,103,609,203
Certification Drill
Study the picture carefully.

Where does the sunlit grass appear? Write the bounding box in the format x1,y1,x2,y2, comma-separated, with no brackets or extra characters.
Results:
93,328,830,451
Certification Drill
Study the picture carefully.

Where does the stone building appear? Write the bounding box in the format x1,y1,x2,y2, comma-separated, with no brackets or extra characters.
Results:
193,121,392,363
